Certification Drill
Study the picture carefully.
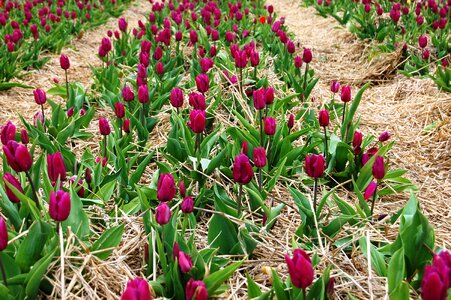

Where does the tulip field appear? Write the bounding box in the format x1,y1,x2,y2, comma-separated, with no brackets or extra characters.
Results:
0,0,450,299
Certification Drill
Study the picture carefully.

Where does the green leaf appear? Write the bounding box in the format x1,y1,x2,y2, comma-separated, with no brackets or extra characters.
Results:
25,248,57,299
63,188,90,240
341,82,370,140
206,145,229,175
15,221,51,273
388,248,405,294
266,157,286,193
204,260,243,295
207,214,239,255
129,151,154,186
359,237,387,277
271,268,288,300
91,224,125,260
247,274,262,299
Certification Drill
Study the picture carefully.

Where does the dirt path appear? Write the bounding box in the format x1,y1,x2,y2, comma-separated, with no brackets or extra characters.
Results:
0,1,150,126
272,0,450,246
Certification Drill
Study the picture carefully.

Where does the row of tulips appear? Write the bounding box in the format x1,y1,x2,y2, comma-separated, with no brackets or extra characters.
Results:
306,0,450,91
0,0,449,299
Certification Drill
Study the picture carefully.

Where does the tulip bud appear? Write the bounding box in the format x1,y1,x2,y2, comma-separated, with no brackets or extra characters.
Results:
179,180,186,198
85,168,92,184
49,190,71,222
3,172,24,203
33,88,47,105
326,277,335,299
188,92,206,111
123,119,131,133
200,57,214,73
265,87,275,105
99,118,111,136
422,49,430,60
241,141,249,154
188,110,206,134
196,74,209,94
264,117,276,136
288,114,295,130
181,196,194,214
157,173,176,202
378,131,391,142
252,89,266,110
47,152,67,182
287,40,296,54
340,86,352,102
189,30,198,44
59,54,70,70
364,180,377,200
3,141,32,172
178,251,193,273
233,154,254,184
303,48,312,63
353,131,363,149
118,17,127,32
294,55,303,68
122,86,135,102
121,278,152,300
304,154,325,178
170,87,184,108
318,109,329,127
155,61,164,76
138,85,149,104
155,202,171,225
253,147,266,168
330,80,340,93
115,102,125,119
372,156,385,180
418,35,428,48
1,121,16,145
0,217,7,251
186,278,208,300
285,249,314,289
250,50,260,67
421,262,448,300
21,129,29,144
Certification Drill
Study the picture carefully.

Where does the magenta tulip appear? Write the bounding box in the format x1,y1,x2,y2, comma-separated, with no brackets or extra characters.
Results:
364,181,377,200
3,141,32,173
285,249,314,289
253,147,266,168
186,278,208,300
318,110,329,127
264,117,276,136
157,173,176,202
121,277,151,300
99,118,111,136
155,202,171,225
2,172,24,203
170,88,184,108
33,88,47,105
304,154,325,178
188,110,206,134
178,251,193,273
0,217,7,251
1,121,16,145
181,196,194,214
115,102,125,119
372,156,385,180
49,190,71,222
378,131,391,142
303,48,312,63
138,85,149,104
188,92,206,111
47,152,67,182
340,86,352,102
233,154,254,184
59,54,70,70
196,74,209,94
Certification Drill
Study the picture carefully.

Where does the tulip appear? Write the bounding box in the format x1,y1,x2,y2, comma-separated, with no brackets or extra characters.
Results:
252,89,266,111
422,49,430,60
185,278,208,300
250,50,260,67
121,277,152,300
340,86,352,103
123,119,131,133
121,86,134,103
418,35,428,48
232,154,254,214
170,87,184,109
181,196,194,213
157,173,176,202
188,110,206,134
155,61,164,76
178,251,193,273
189,30,198,45
287,40,295,54
364,180,377,200
3,172,24,203
372,156,385,180
264,117,276,136
49,190,71,222
1,121,16,145
318,109,329,127
200,58,214,73
99,118,111,136
118,18,127,32
253,147,266,168
265,87,275,105
241,141,249,155
378,131,391,142
421,263,447,300
21,129,29,144
305,153,325,212
115,102,125,119
33,88,47,105
303,48,312,64
188,92,206,111
353,131,363,154
285,249,314,289
330,80,340,94
155,202,171,225
294,55,303,69
3,141,32,173
179,181,186,198
47,152,67,183
59,54,70,70
0,216,7,251
196,74,209,94
326,277,335,299
288,114,294,132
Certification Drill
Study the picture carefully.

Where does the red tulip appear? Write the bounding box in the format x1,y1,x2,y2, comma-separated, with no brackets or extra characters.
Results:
253,89,266,110
318,109,329,127
157,173,176,202
264,117,276,136
303,48,312,63
372,156,385,180
155,202,171,225
99,118,111,136
364,180,377,200
3,172,24,203
178,251,193,273
3,141,32,173
138,85,149,104
378,131,391,142
59,54,70,70
340,86,352,102
49,190,71,222
195,74,209,94
233,154,254,184
118,18,127,32
288,114,295,130
0,217,7,251
304,154,325,178
115,102,125,119
121,277,152,300
21,129,29,144
170,88,184,108
47,152,67,182
285,249,314,289
330,80,340,93
186,278,208,300
188,110,206,134
188,92,206,111
1,121,16,145
33,88,47,105
265,87,275,105
253,147,266,168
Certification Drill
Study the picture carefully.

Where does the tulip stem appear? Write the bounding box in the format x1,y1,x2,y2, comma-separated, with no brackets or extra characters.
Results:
303,63,309,93
253,66,257,82
370,181,378,218
313,177,318,214
258,168,262,192
302,288,307,300
25,171,39,210
0,256,7,287
259,109,263,146
237,184,243,215
323,126,328,161
141,103,145,127
103,135,107,159
58,222,66,300
64,70,69,101
341,102,346,127
240,67,244,98
41,104,46,132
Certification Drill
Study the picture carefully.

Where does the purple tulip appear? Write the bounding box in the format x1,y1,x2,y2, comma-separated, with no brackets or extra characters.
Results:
170,87,184,108
372,156,385,180
99,118,111,136
2,172,24,203
1,121,16,145
47,152,67,182
33,88,47,105
155,202,171,225
157,173,176,202
233,154,254,184
304,154,325,178
3,141,32,173
49,190,71,222
186,278,208,300
181,196,194,214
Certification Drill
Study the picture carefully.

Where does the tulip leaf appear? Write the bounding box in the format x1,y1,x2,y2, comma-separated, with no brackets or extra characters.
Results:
129,151,154,186
340,82,370,140
266,157,286,193
322,216,352,238
204,260,243,295
206,144,230,175
271,268,288,300
387,248,405,294
355,142,392,190
62,188,90,240
247,274,262,298
25,247,57,300
91,224,125,260
207,214,239,254
0,182,22,230
358,237,387,277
